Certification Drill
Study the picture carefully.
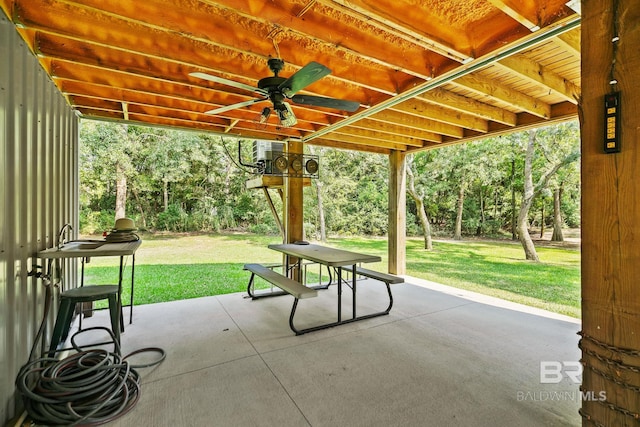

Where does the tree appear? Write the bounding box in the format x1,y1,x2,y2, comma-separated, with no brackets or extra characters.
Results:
406,154,433,250
551,187,564,241
78,120,582,242
308,145,327,241
515,123,580,261
79,121,142,225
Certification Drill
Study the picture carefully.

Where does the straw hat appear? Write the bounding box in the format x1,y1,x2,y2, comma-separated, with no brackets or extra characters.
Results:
114,217,136,231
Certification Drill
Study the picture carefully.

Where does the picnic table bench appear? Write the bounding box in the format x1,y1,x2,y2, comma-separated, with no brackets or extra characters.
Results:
244,263,318,299
354,266,405,284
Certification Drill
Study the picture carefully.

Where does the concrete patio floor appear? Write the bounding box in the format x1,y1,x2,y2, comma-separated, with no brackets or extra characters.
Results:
76,276,582,426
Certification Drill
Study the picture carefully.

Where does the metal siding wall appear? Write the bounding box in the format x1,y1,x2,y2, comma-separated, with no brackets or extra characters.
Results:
0,12,79,424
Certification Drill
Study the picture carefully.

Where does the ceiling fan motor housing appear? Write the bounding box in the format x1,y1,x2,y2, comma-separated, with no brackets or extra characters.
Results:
267,58,285,76
258,76,287,93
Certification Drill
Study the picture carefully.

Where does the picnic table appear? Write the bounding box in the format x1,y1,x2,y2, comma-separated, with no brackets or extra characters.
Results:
245,243,402,334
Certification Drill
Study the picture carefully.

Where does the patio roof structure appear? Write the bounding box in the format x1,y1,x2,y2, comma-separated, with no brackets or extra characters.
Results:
1,0,580,154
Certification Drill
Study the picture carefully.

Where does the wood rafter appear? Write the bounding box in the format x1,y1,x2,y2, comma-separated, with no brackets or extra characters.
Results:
497,54,580,104
1,0,581,153
452,73,552,119
486,0,540,30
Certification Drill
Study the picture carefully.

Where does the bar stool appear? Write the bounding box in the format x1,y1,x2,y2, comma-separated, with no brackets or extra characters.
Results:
48,285,121,357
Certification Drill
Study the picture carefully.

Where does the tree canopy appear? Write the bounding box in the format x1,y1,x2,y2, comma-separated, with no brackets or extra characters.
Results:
79,120,580,255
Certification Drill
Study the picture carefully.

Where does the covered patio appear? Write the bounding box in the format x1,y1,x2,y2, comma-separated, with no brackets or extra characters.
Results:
3,0,640,425
74,276,581,426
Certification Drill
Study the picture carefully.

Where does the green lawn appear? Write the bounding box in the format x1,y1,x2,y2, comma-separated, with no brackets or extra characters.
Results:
84,232,580,318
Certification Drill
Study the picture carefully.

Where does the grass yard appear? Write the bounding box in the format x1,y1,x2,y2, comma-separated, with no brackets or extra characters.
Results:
83,232,580,318
404,238,580,318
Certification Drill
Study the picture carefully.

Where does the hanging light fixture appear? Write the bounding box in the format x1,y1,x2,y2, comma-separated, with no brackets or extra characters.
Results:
274,102,297,127
258,107,271,124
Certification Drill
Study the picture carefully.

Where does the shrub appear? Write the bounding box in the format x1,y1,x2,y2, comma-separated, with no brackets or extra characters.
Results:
156,204,189,231
80,209,115,234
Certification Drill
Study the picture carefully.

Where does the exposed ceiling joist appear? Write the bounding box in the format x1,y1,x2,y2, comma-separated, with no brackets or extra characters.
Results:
1,0,581,154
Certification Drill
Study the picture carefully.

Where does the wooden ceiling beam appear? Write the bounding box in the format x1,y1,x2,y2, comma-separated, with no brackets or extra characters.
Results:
326,0,473,62
555,30,581,60
486,0,540,30
308,138,391,155
370,110,463,139
124,113,289,140
18,0,388,103
67,95,328,139
392,98,489,133
313,0,468,64
418,87,517,126
59,78,229,116
332,127,425,148
81,108,295,142
52,59,342,121
497,54,580,104
352,119,442,144
452,73,551,118
485,0,574,31
62,0,422,99
328,0,542,60
49,59,341,129
320,133,407,151
406,101,578,153
197,0,454,83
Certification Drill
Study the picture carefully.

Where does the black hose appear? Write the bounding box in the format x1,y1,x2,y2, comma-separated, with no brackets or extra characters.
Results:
16,326,165,426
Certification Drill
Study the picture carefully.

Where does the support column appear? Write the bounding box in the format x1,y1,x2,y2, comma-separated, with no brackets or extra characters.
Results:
285,140,304,280
388,150,406,275
286,140,304,244
581,0,640,424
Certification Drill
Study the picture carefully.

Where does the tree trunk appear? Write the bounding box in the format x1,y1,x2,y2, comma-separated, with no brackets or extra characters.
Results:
308,146,326,242
518,131,539,261
315,180,327,242
511,159,517,240
406,156,432,250
115,163,127,220
540,202,545,238
476,189,485,236
114,124,129,221
454,184,464,240
516,129,579,260
131,187,147,228
517,201,539,261
551,187,564,242
163,179,169,211
414,196,433,250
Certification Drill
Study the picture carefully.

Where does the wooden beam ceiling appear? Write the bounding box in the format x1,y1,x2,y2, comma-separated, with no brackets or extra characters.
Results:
1,0,581,154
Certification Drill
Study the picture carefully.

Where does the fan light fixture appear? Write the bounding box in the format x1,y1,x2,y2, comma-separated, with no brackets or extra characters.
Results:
258,107,271,124
275,103,297,127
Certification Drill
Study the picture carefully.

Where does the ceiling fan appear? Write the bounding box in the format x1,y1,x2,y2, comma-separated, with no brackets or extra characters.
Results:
190,58,360,127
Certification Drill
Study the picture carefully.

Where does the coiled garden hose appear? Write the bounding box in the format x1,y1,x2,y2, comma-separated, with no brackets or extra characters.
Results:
16,326,166,426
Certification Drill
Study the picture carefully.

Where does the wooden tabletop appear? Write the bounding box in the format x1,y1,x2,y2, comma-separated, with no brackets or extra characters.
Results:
268,243,380,267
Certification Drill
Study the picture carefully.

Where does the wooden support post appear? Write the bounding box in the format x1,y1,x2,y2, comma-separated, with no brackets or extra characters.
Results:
581,0,640,424
388,150,406,275
285,140,304,280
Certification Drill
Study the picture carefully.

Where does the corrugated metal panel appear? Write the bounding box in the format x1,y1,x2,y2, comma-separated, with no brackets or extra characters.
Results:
1,11,79,424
